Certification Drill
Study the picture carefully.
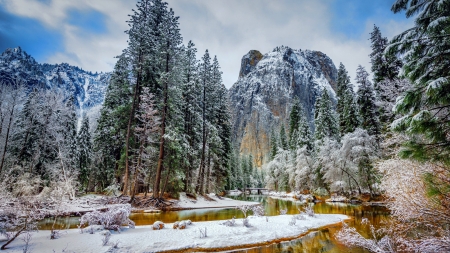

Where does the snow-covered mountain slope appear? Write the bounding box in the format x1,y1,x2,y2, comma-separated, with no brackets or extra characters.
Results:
0,47,110,115
229,46,337,166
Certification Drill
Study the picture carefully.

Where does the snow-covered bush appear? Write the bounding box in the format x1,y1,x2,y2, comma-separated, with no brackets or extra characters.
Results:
336,220,394,253
0,199,44,250
304,206,315,217
79,204,135,231
104,183,121,197
279,208,287,215
101,231,111,246
221,217,236,227
289,216,296,226
12,173,42,197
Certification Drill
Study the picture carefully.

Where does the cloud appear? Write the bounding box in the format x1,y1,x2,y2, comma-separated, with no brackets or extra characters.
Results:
167,0,412,88
1,0,135,72
1,0,413,87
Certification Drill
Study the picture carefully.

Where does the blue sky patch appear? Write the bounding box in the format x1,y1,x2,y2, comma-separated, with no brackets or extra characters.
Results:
0,5,63,63
66,8,107,35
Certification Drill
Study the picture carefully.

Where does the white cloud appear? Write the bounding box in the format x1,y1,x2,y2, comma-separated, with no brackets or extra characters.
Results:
167,0,412,88
2,0,135,72
2,0,413,86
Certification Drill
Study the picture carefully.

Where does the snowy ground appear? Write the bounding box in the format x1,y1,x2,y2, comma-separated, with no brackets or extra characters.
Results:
265,191,314,202
1,214,348,253
174,192,260,209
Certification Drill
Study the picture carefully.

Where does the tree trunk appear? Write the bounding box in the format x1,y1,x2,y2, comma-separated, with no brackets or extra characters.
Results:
0,99,16,175
196,71,207,194
1,226,25,250
123,53,142,195
206,148,211,193
154,42,170,199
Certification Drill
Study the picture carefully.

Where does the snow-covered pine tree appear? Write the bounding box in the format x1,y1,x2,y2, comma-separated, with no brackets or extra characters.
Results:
180,41,201,193
77,116,92,191
94,54,131,190
355,65,380,138
341,83,360,135
369,25,401,86
314,90,340,142
279,124,288,150
10,89,40,167
294,104,313,151
389,0,450,164
336,63,350,118
369,24,403,126
196,50,212,194
289,99,301,146
270,129,278,159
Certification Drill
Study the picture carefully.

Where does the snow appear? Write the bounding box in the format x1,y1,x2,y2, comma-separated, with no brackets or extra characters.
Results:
175,192,259,209
265,191,314,202
1,214,348,252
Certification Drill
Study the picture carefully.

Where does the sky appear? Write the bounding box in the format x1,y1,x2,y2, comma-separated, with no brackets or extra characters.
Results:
0,0,412,88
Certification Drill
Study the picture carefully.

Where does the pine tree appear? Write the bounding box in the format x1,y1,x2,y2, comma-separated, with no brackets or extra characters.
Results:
314,90,340,141
77,116,92,191
296,104,313,151
389,0,450,164
94,54,131,190
370,25,401,86
196,50,212,194
289,99,300,144
270,129,278,159
336,63,350,117
279,124,288,150
341,83,360,135
180,41,201,193
355,65,380,138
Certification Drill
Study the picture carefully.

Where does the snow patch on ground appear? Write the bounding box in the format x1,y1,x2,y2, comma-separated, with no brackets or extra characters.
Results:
1,214,348,252
266,191,314,202
175,192,259,209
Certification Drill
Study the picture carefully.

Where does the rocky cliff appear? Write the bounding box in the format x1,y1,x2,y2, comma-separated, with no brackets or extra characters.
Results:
229,46,337,166
0,47,110,116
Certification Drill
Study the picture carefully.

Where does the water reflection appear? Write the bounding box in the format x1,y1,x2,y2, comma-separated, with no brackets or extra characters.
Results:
37,195,390,253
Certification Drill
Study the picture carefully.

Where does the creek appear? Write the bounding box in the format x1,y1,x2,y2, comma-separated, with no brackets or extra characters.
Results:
38,195,390,252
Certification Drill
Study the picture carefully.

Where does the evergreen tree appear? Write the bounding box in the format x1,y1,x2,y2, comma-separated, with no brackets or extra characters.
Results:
336,63,350,118
94,54,131,190
279,124,288,150
77,116,92,191
296,104,314,151
289,99,300,145
270,129,278,159
369,24,401,86
355,65,380,138
389,0,450,164
314,90,340,141
341,83,361,135
180,41,201,193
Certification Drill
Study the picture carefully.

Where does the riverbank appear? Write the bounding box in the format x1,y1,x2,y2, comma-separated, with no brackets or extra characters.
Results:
264,191,387,205
2,214,348,252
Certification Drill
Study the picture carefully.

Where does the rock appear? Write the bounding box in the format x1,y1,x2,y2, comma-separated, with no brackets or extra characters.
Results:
229,46,337,167
152,221,164,230
173,221,179,229
178,221,187,229
0,47,110,113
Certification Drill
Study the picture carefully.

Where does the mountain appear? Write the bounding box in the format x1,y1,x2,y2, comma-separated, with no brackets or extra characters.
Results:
229,46,337,166
0,47,111,116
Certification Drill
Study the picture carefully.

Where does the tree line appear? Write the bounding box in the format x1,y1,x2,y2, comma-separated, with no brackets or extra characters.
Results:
0,0,232,202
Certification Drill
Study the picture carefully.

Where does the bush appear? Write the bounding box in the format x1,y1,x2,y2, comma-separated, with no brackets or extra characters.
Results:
79,204,135,231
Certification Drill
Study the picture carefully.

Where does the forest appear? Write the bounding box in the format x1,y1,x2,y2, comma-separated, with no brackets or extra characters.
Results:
0,0,449,252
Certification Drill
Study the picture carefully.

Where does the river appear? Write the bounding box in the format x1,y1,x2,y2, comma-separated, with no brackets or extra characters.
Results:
38,195,390,252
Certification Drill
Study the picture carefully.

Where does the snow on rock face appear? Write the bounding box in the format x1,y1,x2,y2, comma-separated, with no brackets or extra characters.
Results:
0,47,110,115
229,46,337,166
